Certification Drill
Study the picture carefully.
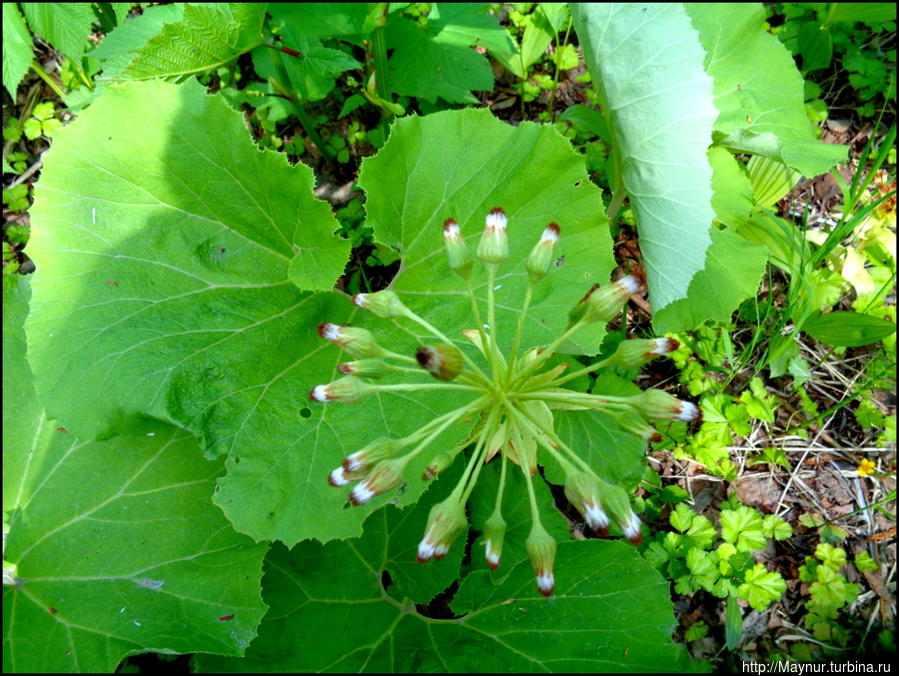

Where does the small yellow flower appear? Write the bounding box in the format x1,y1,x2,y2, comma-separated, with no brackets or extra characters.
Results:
857,458,877,477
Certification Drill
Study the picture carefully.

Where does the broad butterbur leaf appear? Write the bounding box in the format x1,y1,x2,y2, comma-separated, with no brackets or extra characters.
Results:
197,509,702,673
3,275,268,673
3,427,269,673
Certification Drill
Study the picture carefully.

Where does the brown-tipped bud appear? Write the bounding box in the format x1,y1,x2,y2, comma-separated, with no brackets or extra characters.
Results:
580,275,640,324
328,465,363,487
564,472,610,535
416,344,464,382
483,511,506,570
628,389,700,423
349,458,406,505
476,207,508,269
309,376,375,404
599,483,643,545
337,358,397,379
422,451,453,481
526,523,557,597
443,218,473,279
606,337,680,369
613,412,664,443
568,283,599,327
416,498,467,562
352,290,411,319
344,437,402,473
526,223,560,284
317,323,385,359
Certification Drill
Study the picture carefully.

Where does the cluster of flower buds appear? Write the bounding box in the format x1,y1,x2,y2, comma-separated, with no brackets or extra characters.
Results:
309,206,699,597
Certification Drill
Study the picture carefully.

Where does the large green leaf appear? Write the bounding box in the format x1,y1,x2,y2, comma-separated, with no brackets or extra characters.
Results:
686,4,847,177
196,511,701,673
3,425,269,673
2,275,49,525
4,274,268,673
27,81,614,548
2,3,32,98
571,4,718,315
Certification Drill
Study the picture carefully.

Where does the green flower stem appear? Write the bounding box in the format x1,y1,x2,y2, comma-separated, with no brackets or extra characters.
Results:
507,282,534,380
485,268,506,379
451,405,499,503
383,350,420,365
512,390,631,410
493,452,508,514
456,372,486,388
401,396,489,445
368,3,391,101
400,397,489,464
515,429,543,528
29,61,67,100
466,279,499,378
376,383,483,394
460,406,501,504
513,401,600,479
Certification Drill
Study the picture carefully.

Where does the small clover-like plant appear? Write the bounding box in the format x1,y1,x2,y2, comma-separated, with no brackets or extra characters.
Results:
798,542,864,645
310,207,699,596
643,497,791,646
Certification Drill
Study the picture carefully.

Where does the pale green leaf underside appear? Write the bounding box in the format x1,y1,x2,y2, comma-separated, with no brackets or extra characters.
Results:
197,512,701,673
572,3,718,314
686,4,847,177
3,425,268,674
651,147,768,332
27,80,614,548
